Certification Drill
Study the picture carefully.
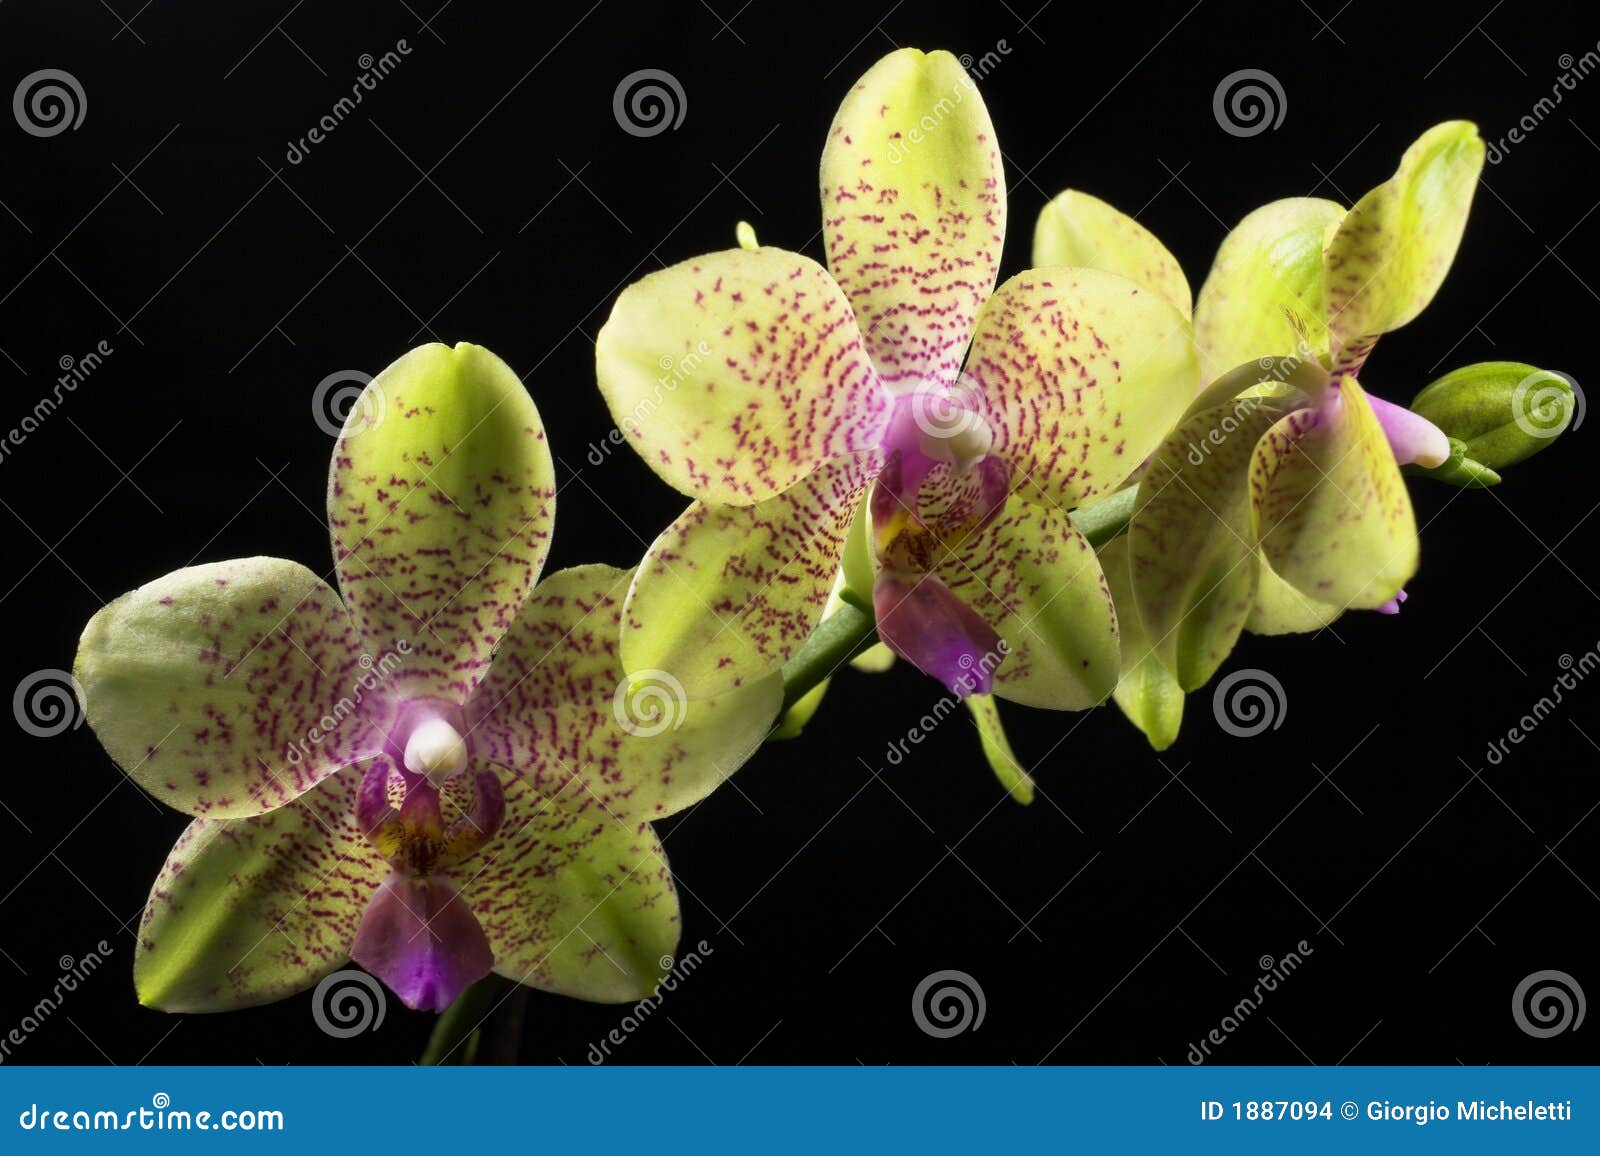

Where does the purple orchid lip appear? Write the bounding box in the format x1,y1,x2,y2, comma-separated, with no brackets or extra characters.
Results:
351,874,494,1013
873,571,1005,697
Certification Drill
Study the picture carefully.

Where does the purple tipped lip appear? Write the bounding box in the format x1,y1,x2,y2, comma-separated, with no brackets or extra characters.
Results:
351,874,493,1013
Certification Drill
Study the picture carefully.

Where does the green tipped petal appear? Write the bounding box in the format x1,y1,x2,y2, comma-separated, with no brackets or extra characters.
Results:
821,47,1004,390
1129,400,1287,691
470,564,782,820
1032,190,1192,317
595,248,887,505
1194,197,1346,385
622,454,878,698
135,769,385,1012
735,220,759,250
964,694,1034,804
328,342,556,705
1099,537,1184,750
462,781,678,1003
967,268,1199,510
1251,379,1418,608
76,557,373,819
1324,122,1484,366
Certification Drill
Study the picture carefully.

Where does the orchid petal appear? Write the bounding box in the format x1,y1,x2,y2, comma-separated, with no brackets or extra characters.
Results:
1032,190,1192,317
461,779,677,1003
621,453,879,698
1194,197,1346,384
964,694,1035,804
469,564,782,820
965,268,1198,508
596,248,887,505
820,47,1005,390
1128,399,1288,690
1251,378,1418,608
328,343,556,705
1246,554,1344,635
75,558,375,819
931,497,1119,711
1098,537,1184,750
134,768,387,1011
1324,122,1484,369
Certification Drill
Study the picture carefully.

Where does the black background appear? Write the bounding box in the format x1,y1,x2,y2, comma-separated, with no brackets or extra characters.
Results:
1,0,1596,1066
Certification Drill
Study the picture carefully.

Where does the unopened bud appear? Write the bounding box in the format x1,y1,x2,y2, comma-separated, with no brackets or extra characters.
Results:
1410,362,1579,469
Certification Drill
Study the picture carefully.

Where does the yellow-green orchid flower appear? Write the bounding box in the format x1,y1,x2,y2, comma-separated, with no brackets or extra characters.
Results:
74,343,778,1014
1123,122,1487,704
596,47,1196,711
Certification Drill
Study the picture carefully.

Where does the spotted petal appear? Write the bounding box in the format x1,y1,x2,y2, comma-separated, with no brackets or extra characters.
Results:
460,779,677,1003
1098,537,1183,750
1129,399,1288,690
469,564,782,820
1251,378,1418,608
821,47,1005,390
1033,190,1192,317
75,558,376,819
134,768,387,1012
930,496,1119,711
328,342,556,706
965,268,1198,509
1194,197,1345,384
595,248,887,505
621,453,879,698
1324,122,1484,369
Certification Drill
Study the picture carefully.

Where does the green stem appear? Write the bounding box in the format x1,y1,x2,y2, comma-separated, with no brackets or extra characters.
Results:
420,974,516,1065
777,486,1137,710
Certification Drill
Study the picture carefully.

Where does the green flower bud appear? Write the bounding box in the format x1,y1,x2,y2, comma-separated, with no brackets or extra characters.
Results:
1410,362,1580,469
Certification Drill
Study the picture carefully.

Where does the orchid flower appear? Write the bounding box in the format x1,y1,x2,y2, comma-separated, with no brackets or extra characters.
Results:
596,47,1197,711
1117,123,1486,715
74,343,779,1014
